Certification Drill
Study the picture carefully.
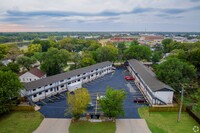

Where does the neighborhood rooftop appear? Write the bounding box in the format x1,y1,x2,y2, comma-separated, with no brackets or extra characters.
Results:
128,59,173,92
29,67,46,78
23,61,112,90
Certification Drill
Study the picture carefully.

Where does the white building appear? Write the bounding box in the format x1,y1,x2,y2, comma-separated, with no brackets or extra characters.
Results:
19,68,46,83
22,61,113,102
127,59,174,106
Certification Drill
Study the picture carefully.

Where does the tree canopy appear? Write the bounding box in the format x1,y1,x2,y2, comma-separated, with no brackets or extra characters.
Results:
124,45,152,61
0,71,23,114
66,88,91,119
155,58,196,91
41,48,70,76
99,87,126,119
96,45,118,62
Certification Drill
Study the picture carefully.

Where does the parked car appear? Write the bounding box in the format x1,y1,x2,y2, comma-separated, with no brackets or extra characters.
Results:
112,67,116,70
124,76,135,80
87,102,94,109
134,97,146,103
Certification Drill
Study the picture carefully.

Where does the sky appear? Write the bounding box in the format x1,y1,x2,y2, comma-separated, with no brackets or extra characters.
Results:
0,0,200,32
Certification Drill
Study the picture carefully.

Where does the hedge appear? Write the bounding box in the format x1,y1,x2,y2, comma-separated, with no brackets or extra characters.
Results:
149,106,186,112
11,106,35,111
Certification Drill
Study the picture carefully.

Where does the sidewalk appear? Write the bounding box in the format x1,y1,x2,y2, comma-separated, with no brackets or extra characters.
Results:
33,118,71,133
116,119,151,133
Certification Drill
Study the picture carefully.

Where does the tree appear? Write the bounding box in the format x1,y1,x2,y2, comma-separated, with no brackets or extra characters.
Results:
124,45,152,61
0,62,20,73
151,52,161,63
17,56,36,71
6,44,21,62
155,58,196,91
99,87,126,119
66,88,90,120
0,71,23,114
28,44,42,53
162,38,173,53
96,45,118,62
70,52,82,69
117,42,126,60
81,57,96,67
41,48,70,76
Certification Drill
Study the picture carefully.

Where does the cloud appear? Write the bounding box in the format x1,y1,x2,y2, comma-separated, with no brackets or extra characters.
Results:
189,0,200,2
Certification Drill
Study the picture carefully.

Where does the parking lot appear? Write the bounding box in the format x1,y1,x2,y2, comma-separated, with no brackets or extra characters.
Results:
36,67,148,118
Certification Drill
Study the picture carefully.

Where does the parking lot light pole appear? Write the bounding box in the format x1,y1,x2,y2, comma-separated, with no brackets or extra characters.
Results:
177,86,184,122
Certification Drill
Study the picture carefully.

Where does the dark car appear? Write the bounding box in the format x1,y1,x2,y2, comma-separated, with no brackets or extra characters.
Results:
124,76,135,80
134,97,146,103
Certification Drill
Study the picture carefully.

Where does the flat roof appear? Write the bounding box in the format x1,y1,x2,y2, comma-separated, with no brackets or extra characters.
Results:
128,59,174,92
24,61,112,90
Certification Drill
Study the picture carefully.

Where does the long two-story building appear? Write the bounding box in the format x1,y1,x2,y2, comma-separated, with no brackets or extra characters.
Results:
127,59,174,106
22,61,113,102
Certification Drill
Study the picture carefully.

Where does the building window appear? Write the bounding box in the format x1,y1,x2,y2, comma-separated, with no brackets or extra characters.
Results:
33,89,36,91
77,75,80,77
45,90,48,93
91,74,93,77
60,80,64,82
61,85,64,88
50,88,53,91
33,94,37,98
83,77,86,79
45,85,47,87
96,69,98,71
68,82,71,85
78,79,80,82
39,92,42,95
30,79,31,81
68,78,71,80
91,70,94,72
50,83,52,86
83,73,86,75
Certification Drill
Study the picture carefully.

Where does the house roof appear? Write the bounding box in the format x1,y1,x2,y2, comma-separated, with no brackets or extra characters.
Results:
24,61,112,90
29,68,46,78
128,59,174,92
143,36,164,41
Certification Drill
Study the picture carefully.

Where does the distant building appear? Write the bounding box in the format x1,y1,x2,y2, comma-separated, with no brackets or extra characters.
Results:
21,61,113,102
127,59,174,106
110,37,136,42
19,68,46,83
1,59,12,66
139,35,164,47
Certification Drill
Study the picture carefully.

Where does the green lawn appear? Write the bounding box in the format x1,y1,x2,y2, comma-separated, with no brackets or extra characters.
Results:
0,111,44,133
138,107,199,133
69,121,116,133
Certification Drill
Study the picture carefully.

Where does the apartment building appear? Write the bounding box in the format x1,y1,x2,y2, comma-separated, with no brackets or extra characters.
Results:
127,59,174,106
22,61,113,102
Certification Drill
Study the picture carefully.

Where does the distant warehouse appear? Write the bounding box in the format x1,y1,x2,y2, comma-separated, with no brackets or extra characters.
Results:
127,59,174,106
22,61,113,102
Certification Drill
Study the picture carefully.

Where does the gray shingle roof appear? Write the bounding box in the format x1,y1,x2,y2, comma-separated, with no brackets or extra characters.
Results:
24,61,112,90
128,59,174,92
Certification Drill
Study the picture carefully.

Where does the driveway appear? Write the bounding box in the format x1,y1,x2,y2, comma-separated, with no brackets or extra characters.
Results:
33,118,71,133
116,119,151,133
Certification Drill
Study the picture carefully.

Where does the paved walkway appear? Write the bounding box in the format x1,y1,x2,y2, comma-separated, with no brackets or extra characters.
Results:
33,118,71,133
116,119,151,133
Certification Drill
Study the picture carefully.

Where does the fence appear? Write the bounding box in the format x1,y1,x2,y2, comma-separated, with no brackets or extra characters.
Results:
186,106,200,124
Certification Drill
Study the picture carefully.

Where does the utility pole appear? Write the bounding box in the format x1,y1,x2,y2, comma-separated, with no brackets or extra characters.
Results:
177,86,184,122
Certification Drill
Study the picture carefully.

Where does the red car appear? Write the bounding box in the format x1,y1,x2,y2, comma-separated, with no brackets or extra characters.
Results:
124,76,135,80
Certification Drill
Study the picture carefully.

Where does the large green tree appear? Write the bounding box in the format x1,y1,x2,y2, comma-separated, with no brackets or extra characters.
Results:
41,48,70,76
124,45,152,61
66,88,90,120
0,71,23,114
17,56,36,71
162,38,173,53
99,87,126,119
28,43,42,53
155,58,196,91
96,45,118,62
